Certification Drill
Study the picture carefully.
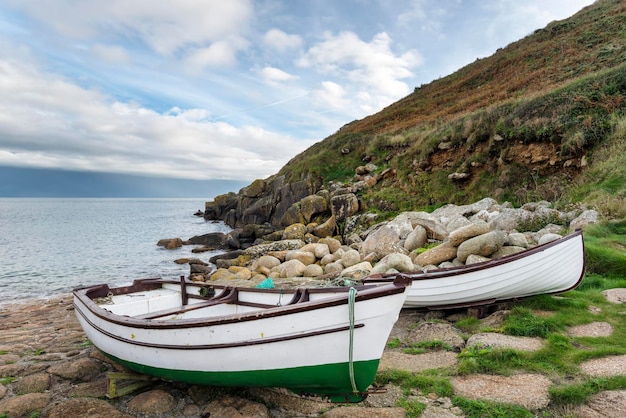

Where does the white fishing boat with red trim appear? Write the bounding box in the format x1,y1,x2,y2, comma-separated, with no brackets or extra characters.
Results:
73,275,411,402
364,229,585,310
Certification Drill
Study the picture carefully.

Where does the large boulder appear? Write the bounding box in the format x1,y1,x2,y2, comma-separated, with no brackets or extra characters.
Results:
277,259,307,277
257,255,281,269
301,243,331,259
282,223,307,240
285,250,316,266
340,261,373,279
448,220,491,247
156,238,183,249
300,194,328,223
360,225,407,259
187,232,228,248
341,249,361,267
313,215,337,237
410,217,448,241
404,225,428,252
569,209,600,231
378,253,415,272
456,230,507,262
330,193,360,221
319,237,342,253
413,242,457,266
281,203,305,226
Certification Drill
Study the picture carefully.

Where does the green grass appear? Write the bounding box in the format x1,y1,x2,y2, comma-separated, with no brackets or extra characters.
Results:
402,340,453,355
374,369,454,398
582,220,626,276
454,316,482,334
396,398,427,418
452,397,534,418
549,376,626,407
501,307,564,338
375,222,626,415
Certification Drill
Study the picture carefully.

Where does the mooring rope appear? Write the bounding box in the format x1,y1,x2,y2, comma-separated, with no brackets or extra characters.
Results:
347,286,358,395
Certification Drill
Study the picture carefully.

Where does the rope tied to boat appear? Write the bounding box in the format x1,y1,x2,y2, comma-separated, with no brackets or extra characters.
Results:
348,286,358,395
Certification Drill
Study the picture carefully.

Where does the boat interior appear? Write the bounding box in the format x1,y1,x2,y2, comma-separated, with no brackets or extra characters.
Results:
85,278,372,321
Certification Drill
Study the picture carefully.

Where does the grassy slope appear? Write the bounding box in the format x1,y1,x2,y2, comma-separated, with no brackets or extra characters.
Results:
265,3,626,415
277,0,626,218
374,221,626,417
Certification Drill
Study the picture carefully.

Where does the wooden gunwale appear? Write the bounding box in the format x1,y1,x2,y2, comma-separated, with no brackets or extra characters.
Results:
74,304,365,350
73,276,411,330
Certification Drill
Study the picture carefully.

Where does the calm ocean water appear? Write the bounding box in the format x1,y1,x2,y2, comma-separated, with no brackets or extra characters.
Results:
0,198,230,303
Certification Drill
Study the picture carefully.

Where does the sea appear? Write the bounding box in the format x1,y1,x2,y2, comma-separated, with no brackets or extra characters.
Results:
0,198,231,304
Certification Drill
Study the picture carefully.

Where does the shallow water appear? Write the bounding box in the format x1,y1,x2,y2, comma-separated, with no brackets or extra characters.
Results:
0,198,230,302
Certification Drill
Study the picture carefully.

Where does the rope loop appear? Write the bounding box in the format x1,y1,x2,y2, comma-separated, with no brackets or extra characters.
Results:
347,286,358,395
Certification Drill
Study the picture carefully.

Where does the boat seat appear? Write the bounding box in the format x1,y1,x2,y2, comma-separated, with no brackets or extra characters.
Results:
134,287,238,320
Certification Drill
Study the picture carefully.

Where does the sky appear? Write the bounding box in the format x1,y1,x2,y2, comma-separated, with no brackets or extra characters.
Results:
0,0,596,195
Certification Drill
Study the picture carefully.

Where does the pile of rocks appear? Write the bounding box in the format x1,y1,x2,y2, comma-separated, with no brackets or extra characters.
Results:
188,198,599,285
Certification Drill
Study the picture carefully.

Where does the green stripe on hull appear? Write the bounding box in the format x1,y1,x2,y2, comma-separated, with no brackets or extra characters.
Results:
102,351,379,402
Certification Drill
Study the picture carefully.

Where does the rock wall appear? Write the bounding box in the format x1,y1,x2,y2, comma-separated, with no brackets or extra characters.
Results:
203,164,383,242
204,173,322,228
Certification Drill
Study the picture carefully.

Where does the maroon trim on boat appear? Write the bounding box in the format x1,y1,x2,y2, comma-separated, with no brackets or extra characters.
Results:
179,275,188,306
74,304,365,350
72,276,411,330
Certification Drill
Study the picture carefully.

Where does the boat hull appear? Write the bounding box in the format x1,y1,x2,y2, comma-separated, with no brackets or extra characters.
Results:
366,229,585,310
102,351,379,401
74,278,410,402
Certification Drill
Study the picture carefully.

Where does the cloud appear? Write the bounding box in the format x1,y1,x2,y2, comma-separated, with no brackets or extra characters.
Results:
0,57,314,181
481,1,596,41
184,38,249,70
310,81,349,111
258,66,299,84
298,31,422,117
263,28,303,52
90,44,132,64
6,0,254,56
0,0,596,187
397,0,448,33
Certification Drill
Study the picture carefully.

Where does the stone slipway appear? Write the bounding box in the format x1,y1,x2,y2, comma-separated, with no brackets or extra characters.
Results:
1,289,625,417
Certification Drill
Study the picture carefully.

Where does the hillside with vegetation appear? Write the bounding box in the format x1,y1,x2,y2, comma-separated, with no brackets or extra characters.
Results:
276,0,625,220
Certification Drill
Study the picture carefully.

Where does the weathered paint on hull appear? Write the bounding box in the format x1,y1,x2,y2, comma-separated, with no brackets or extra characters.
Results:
102,351,378,402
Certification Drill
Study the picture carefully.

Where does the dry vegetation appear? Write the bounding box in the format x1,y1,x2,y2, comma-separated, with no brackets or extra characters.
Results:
278,0,626,218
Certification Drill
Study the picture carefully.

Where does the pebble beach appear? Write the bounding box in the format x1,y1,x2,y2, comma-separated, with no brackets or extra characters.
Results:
1,290,626,417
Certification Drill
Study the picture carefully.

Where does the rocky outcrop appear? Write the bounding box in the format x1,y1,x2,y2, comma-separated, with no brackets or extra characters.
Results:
202,163,385,232
204,174,322,228
187,198,600,284
170,163,600,283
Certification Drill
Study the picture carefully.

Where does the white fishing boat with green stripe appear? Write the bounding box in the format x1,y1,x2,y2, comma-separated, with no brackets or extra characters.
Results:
73,276,411,402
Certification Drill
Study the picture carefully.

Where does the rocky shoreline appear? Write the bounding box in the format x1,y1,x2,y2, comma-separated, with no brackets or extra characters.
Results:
3,197,625,417
1,290,626,417
162,198,600,288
